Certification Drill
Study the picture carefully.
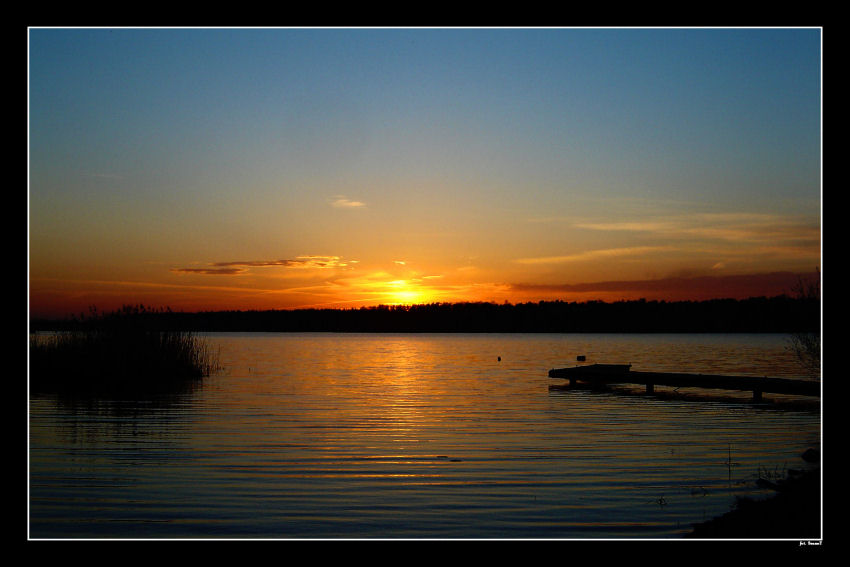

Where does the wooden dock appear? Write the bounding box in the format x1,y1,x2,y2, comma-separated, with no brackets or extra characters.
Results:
548,364,820,401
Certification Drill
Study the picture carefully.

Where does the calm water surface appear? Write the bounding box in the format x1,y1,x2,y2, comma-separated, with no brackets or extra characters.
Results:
29,333,821,539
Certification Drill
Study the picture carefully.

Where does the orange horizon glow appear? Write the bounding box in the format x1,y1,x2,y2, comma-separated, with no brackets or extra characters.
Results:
28,29,821,321
28,266,820,320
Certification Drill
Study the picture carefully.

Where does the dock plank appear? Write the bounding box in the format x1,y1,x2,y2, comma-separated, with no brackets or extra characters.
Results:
548,364,819,399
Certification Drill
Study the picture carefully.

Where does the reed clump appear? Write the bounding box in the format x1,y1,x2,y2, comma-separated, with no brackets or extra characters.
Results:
30,305,219,394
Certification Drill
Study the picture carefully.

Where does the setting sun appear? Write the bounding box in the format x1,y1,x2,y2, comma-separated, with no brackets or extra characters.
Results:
28,27,822,541
29,28,820,320
386,280,428,305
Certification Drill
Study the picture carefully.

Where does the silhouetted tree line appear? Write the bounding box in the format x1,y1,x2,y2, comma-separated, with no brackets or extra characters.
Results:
31,295,819,334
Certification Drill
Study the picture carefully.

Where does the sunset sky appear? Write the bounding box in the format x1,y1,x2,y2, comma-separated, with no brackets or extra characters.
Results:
28,27,821,319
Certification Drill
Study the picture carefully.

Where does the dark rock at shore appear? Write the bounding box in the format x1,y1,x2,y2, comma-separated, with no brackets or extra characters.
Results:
802,448,820,463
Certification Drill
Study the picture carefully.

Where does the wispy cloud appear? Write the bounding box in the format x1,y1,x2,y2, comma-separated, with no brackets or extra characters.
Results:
172,256,350,275
213,256,349,269
329,195,366,209
509,271,816,301
30,275,289,295
82,172,124,180
170,267,247,275
575,212,819,245
515,246,673,265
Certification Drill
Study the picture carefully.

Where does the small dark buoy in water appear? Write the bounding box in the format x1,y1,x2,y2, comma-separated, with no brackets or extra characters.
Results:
497,356,501,362
577,355,586,361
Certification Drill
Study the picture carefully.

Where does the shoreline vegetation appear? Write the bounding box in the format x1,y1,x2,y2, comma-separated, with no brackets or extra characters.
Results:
31,295,818,334
29,305,220,395
687,454,821,539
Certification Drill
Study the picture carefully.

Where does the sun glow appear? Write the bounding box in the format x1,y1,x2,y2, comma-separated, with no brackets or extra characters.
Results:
386,280,428,305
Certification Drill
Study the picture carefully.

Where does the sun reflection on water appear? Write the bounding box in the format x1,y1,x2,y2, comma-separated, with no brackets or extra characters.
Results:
30,333,820,538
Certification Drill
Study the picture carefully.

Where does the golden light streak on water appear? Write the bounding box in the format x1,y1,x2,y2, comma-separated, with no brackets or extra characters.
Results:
30,333,820,539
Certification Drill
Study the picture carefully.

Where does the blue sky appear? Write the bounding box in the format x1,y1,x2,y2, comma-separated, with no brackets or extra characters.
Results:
29,27,821,317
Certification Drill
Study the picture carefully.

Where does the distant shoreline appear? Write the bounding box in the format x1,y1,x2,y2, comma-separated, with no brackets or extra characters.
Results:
30,296,818,334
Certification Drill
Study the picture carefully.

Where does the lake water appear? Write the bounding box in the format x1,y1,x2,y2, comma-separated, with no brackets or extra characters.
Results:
29,333,821,539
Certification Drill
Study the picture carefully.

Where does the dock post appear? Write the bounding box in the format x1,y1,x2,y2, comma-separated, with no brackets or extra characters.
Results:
646,382,654,394
753,390,763,402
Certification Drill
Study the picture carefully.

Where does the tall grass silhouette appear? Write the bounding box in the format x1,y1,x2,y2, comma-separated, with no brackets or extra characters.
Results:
30,305,219,394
